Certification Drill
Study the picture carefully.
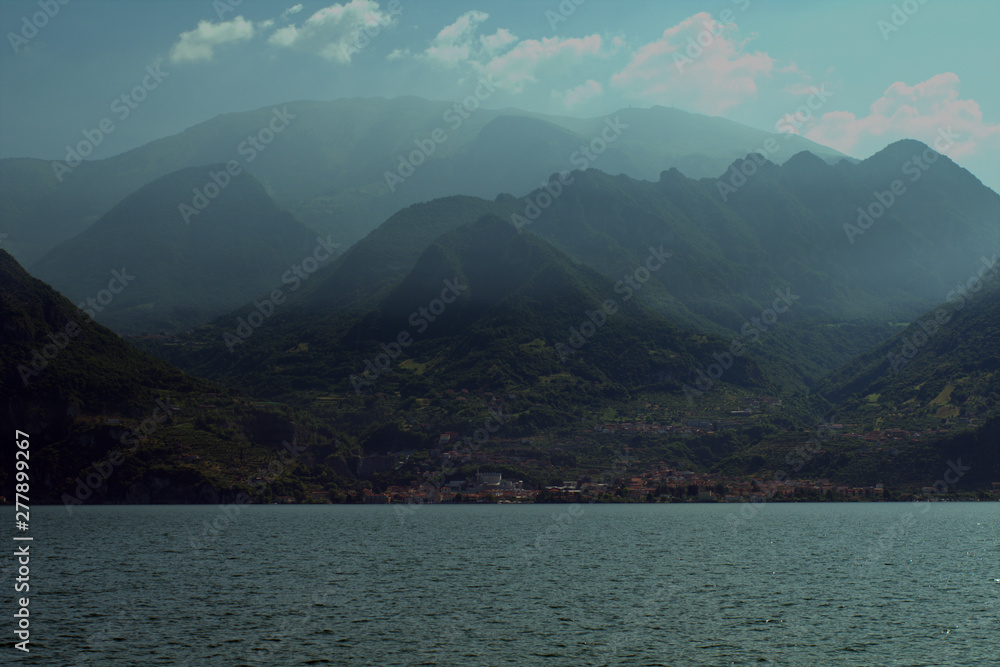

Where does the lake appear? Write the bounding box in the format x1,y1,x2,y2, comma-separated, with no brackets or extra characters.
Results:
4,502,997,665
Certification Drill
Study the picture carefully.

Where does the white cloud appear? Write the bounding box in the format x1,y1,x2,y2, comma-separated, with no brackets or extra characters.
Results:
480,28,517,54
610,12,776,115
419,12,604,94
283,4,304,18
423,10,490,67
482,35,603,93
268,0,399,64
553,79,603,108
169,16,255,63
804,73,1000,160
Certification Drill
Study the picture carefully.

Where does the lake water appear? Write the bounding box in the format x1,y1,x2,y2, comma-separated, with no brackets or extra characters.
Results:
4,502,997,666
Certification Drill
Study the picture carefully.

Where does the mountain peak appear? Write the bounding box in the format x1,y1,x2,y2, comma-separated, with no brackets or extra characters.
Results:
721,153,778,178
863,138,937,166
29,164,319,333
783,150,830,171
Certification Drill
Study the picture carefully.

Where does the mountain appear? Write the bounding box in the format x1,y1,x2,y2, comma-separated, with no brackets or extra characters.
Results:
149,140,999,400
298,194,519,312
510,142,1000,388
1,98,849,266
0,249,355,504
30,166,326,334
521,142,999,320
147,214,767,409
710,276,1000,490
820,271,1000,425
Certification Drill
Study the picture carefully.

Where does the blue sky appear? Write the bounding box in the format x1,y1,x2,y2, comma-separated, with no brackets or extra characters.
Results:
1,0,997,191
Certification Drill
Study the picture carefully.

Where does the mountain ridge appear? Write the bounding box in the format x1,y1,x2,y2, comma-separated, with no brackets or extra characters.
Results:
2,97,850,265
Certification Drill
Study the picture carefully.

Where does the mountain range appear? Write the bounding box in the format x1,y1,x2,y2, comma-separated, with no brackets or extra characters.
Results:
2,98,847,266
29,165,331,334
142,139,998,397
2,96,997,503
0,248,355,503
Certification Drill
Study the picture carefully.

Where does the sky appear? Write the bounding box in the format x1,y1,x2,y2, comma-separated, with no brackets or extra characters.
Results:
1,0,998,191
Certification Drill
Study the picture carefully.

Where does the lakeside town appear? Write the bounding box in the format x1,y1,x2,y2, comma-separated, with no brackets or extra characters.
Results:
272,409,1000,504
49,389,991,507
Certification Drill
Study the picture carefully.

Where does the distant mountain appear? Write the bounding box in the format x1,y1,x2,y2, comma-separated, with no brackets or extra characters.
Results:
1,98,849,265
820,272,1000,423
353,214,760,394
151,214,766,409
522,142,999,320
0,249,353,504
30,166,325,334
510,142,1000,388
298,194,519,312
0,249,198,420
151,140,998,397
711,275,1000,489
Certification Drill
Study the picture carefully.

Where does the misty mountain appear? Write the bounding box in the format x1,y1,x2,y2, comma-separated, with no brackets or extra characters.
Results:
820,269,1000,422
30,165,327,334
1,98,848,266
0,249,352,503
0,249,200,420
298,194,519,312
712,274,1000,489
1,247,205,500
510,142,999,388
151,214,766,408
188,139,998,394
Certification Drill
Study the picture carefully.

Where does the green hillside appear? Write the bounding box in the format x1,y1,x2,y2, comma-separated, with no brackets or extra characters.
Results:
0,250,358,504
150,214,766,404
150,142,998,405
30,166,326,334
821,275,1000,428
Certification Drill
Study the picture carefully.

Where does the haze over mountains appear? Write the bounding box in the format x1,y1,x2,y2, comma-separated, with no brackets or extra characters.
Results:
1,96,997,503
30,166,330,334
1,98,848,266
139,136,998,400
0,249,352,503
